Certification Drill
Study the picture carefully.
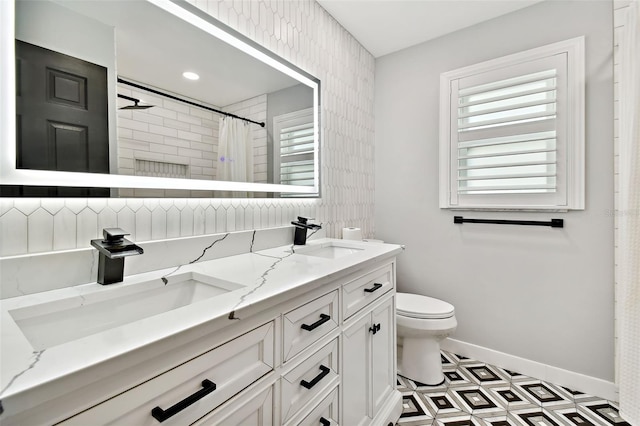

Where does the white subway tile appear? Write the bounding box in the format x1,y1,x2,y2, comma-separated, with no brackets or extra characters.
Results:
177,130,203,142
178,147,204,158
148,143,179,155
53,208,77,251
148,107,178,120
131,111,164,125
166,207,181,238
151,208,167,240
13,199,41,216
117,207,136,239
132,130,164,144
27,208,54,254
135,207,152,242
163,117,193,131
118,117,149,132
1,209,28,256
76,208,98,248
180,208,194,236
189,107,215,121
162,99,190,114
149,124,179,138
176,112,202,125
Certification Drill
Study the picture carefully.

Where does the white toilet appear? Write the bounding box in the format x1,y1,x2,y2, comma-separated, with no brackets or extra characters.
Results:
396,292,457,385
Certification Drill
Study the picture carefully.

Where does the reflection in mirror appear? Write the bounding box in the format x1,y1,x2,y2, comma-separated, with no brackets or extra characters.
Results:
1,0,320,197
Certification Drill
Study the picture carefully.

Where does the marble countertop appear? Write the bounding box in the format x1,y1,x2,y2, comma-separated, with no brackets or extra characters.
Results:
0,238,402,415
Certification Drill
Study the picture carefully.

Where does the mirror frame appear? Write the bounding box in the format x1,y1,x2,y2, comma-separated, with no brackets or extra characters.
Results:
0,0,321,196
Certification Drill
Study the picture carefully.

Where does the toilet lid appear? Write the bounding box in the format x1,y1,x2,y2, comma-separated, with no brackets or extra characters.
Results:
396,292,455,319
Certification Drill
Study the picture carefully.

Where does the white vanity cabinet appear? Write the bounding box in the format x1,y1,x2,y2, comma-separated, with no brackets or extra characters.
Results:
2,248,401,426
59,322,276,426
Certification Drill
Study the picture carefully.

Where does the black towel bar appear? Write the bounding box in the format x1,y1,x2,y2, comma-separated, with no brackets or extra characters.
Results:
453,216,563,228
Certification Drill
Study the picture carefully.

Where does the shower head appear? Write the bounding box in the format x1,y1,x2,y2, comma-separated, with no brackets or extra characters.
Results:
117,93,154,110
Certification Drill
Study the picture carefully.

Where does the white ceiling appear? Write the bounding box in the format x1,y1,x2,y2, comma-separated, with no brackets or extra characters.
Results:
316,0,544,58
54,0,300,107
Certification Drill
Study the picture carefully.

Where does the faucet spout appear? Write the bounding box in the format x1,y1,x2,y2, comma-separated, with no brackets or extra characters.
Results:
291,217,321,245
91,228,143,284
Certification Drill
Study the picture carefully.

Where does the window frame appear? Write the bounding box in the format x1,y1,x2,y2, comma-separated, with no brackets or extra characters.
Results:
273,107,317,197
439,37,585,211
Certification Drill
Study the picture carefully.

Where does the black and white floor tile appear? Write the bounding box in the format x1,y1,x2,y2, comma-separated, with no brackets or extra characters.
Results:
397,351,629,426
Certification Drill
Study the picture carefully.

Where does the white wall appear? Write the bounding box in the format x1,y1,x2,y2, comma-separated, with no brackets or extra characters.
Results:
375,0,614,382
0,0,376,257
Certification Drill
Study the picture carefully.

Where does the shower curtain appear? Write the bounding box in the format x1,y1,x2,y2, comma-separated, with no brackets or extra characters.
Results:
618,2,640,424
216,116,254,197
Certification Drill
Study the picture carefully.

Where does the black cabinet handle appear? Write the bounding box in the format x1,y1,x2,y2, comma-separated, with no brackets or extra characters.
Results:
369,323,381,335
364,283,383,293
151,379,216,422
300,365,331,389
320,417,331,426
301,313,331,331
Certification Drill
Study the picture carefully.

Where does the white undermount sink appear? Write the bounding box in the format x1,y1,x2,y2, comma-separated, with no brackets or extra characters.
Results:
8,272,244,350
291,241,365,259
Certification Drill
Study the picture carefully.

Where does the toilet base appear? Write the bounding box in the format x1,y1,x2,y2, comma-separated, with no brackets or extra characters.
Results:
400,336,445,385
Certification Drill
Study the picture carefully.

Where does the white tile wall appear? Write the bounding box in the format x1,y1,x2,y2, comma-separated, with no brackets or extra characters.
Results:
117,82,221,181
0,0,376,257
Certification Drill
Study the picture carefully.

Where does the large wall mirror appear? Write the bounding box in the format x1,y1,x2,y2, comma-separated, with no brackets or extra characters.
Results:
0,0,320,197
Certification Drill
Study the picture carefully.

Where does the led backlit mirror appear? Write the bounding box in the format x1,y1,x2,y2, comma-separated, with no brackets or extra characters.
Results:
0,0,320,197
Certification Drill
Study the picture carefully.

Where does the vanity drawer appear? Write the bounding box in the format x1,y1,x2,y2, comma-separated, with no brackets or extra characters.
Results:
283,290,339,362
191,384,274,425
281,338,339,423
343,264,393,319
285,386,339,426
60,322,275,426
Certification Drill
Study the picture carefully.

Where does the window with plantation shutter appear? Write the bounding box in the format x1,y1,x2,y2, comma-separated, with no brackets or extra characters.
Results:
273,108,317,197
440,37,585,210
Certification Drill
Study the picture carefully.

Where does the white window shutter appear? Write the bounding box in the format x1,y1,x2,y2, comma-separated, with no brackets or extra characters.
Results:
273,108,317,197
440,37,585,210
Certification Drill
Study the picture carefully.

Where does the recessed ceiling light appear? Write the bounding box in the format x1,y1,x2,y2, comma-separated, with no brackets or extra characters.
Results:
182,71,200,80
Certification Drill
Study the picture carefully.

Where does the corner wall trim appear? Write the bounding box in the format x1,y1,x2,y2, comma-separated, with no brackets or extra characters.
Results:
441,338,618,402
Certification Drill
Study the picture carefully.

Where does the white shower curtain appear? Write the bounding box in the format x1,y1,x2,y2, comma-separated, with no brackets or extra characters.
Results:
618,2,640,424
216,116,254,197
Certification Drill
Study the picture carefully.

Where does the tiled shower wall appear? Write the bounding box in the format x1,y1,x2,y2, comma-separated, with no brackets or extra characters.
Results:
0,0,376,257
116,82,223,182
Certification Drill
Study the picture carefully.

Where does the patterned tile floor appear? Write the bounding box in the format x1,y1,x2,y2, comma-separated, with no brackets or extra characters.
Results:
397,351,629,426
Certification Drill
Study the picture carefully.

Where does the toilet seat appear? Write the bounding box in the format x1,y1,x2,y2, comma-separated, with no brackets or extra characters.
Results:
397,292,455,319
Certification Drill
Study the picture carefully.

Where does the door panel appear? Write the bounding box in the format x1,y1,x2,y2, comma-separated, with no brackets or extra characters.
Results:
342,314,371,426
372,297,395,416
13,40,110,196
15,40,109,173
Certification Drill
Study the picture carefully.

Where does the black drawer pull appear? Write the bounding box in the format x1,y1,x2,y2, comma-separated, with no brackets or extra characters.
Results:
151,379,216,422
301,313,331,331
300,365,331,389
364,283,383,293
320,417,331,426
369,323,381,335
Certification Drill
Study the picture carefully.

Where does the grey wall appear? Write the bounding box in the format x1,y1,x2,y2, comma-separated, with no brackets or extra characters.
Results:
374,1,614,381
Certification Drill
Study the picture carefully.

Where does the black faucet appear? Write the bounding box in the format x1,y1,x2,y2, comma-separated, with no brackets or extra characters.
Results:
291,216,322,245
91,228,143,285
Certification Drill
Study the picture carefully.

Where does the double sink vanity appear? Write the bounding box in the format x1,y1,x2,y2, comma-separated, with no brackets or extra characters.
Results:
0,229,403,425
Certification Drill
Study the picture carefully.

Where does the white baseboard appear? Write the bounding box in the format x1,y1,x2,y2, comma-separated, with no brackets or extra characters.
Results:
441,338,619,402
